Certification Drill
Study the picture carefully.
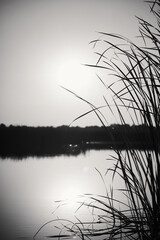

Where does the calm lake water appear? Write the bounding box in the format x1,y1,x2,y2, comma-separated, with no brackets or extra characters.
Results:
0,149,126,240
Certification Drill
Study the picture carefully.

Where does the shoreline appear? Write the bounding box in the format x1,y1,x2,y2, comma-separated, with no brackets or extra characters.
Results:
0,141,155,159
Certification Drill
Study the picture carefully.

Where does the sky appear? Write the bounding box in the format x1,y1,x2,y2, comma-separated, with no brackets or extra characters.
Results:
0,0,156,127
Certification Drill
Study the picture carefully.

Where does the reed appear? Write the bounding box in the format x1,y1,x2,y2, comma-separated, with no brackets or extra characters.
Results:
34,1,160,239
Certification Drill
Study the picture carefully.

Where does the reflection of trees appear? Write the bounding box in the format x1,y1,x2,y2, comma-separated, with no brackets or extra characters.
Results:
0,124,157,157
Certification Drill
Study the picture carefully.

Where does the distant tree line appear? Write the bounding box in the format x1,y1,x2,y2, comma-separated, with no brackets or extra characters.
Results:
0,124,158,157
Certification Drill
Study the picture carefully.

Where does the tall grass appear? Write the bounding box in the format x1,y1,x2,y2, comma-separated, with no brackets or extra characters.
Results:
34,1,160,239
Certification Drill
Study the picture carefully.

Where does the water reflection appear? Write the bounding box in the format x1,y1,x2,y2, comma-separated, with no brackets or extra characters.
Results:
0,149,123,240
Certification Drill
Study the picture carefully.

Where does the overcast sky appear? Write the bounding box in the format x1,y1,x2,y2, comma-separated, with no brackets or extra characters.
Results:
0,0,155,127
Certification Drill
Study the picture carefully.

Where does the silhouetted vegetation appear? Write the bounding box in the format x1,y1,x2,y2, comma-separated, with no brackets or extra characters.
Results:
0,123,158,157
34,1,160,240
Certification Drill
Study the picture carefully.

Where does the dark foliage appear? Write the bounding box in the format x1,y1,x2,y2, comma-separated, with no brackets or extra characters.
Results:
0,124,157,157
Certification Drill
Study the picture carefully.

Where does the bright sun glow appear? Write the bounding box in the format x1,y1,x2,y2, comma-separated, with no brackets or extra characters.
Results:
56,58,93,92
62,186,81,204
57,179,83,210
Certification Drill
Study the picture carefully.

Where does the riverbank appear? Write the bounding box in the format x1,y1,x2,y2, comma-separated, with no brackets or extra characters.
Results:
0,124,157,158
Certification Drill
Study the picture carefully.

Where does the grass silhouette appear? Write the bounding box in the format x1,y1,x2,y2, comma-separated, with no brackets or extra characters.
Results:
34,1,160,239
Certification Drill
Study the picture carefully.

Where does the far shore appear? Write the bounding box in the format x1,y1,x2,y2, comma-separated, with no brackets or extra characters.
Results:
0,124,157,158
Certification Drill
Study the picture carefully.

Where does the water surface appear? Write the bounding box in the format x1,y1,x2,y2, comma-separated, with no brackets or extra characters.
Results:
0,149,124,240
